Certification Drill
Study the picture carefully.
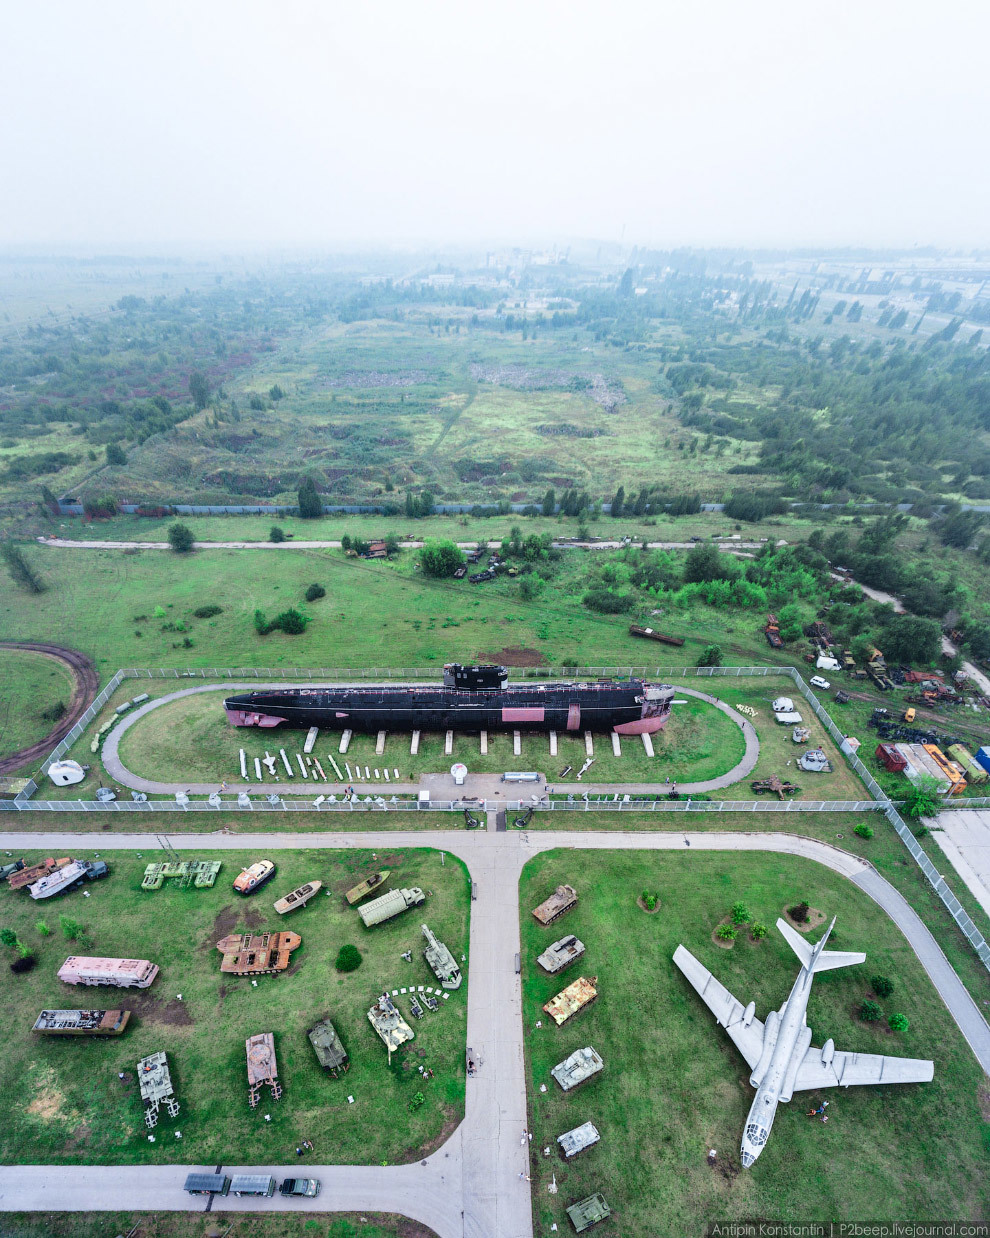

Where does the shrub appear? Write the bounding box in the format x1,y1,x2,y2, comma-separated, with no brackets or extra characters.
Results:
40,700,66,723
274,608,307,635
420,540,465,578
641,890,659,911
167,523,195,553
789,901,809,923
903,780,942,820
59,915,83,941
750,922,768,939
888,1013,909,1032
731,901,751,924
193,604,223,619
408,1090,425,1111
269,525,286,543
254,608,269,635
582,588,633,614
859,999,883,1022
854,823,874,839
335,944,362,972
305,583,326,602
697,642,723,668
715,923,738,941
0,927,17,949
35,919,51,936
0,541,46,593
871,975,894,999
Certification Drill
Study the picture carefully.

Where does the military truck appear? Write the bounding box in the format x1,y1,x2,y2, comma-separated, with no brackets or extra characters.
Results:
537,934,586,975
216,930,301,975
566,1193,611,1233
308,1018,349,1076
33,1008,130,1036
532,884,578,926
367,993,414,1052
543,976,598,1026
137,1050,180,1128
245,1032,282,1107
557,1121,601,1159
358,886,425,928
551,1045,604,1092
422,923,462,989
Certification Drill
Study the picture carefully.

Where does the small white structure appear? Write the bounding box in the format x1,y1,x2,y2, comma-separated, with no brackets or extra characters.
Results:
816,656,841,671
775,711,803,725
450,763,468,786
772,697,795,714
47,760,86,787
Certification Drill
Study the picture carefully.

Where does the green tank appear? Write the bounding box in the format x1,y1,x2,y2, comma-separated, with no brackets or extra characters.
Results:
308,1018,349,1077
566,1193,611,1233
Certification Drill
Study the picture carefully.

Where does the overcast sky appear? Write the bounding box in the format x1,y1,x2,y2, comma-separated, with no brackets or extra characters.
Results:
2,0,988,251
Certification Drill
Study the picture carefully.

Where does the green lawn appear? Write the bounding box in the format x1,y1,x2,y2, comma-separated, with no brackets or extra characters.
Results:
0,1214,430,1238
0,848,468,1167
519,849,989,1235
0,649,76,764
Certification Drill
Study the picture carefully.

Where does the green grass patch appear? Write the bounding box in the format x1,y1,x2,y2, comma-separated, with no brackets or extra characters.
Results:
0,649,76,764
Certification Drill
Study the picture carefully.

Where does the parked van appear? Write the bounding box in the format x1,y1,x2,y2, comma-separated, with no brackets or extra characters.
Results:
184,1173,230,1196
230,1174,276,1197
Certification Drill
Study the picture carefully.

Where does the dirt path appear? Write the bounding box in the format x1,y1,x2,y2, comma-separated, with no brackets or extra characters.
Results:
0,641,98,775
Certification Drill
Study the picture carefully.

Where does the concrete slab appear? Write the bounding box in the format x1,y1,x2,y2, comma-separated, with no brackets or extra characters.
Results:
641,731,655,757
585,731,594,757
929,810,990,920
611,733,621,756
480,730,487,755
339,730,352,754
411,730,421,755
549,730,557,756
376,730,386,756
304,727,319,754
513,731,521,756
445,730,453,756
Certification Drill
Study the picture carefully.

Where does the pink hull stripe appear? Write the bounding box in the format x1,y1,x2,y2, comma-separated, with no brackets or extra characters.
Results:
225,709,285,728
613,717,669,735
501,707,545,722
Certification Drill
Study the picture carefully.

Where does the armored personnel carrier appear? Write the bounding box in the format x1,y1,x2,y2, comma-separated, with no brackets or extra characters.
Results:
344,870,390,904
307,1018,349,1076
537,934,586,974
358,887,425,928
532,884,578,926
9,857,71,890
557,1121,601,1159
543,976,598,1026
551,1045,603,1092
29,859,108,900
245,1032,282,1107
137,1051,180,1128
216,930,301,975
566,1193,611,1233
33,1008,130,1036
274,880,322,914
367,993,414,1053
422,923,462,989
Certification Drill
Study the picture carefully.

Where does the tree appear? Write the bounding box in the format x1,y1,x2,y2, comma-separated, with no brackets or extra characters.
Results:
420,540,464,578
888,1013,909,1032
697,643,723,668
188,371,210,410
269,525,286,542
0,541,45,593
273,608,307,634
298,477,322,519
683,542,737,584
611,486,625,518
902,779,942,819
541,488,555,517
871,975,894,999
105,442,126,466
859,1000,883,1022
335,943,362,972
167,523,194,553
776,603,804,644
878,614,941,665
269,383,285,402
939,509,983,549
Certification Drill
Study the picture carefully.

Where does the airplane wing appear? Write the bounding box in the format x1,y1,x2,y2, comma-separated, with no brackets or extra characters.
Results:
793,1045,934,1092
673,944,765,1070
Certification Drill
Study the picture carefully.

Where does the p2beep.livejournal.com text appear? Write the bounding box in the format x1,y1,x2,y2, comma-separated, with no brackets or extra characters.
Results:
707,1225,988,1238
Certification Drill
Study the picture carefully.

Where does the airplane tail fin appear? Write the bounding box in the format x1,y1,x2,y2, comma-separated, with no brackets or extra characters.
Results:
775,916,865,974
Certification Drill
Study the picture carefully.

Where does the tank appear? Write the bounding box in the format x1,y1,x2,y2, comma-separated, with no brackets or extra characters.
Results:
566,1193,611,1233
307,1018,349,1076
274,880,323,914
9,857,72,890
245,1032,282,1107
532,884,578,926
32,1008,130,1036
58,956,159,988
557,1121,601,1159
344,870,391,905
141,860,221,890
367,993,415,1052
422,923,462,989
537,934,586,975
29,859,108,900
551,1045,604,1092
543,976,598,1026
137,1050,180,1128
358,887,425,928
216,931,301,975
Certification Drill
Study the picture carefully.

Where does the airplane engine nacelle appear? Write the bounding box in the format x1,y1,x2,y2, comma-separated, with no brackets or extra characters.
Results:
750,1009,779,1087
742,1001,756,1026
780,1024,814,1102
821,1038,835,1065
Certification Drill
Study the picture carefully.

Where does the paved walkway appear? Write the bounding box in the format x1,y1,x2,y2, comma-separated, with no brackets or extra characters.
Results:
0,826,987,1231
40,537,767,552
928,810,990,920
100,684,759,797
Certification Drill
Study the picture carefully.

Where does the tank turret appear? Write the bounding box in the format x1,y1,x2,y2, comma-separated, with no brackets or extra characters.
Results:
308,1018,348,1076
137,1050,180,1128
421,923,462,989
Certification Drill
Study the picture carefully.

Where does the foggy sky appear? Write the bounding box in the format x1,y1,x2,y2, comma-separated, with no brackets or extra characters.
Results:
2,0,988,251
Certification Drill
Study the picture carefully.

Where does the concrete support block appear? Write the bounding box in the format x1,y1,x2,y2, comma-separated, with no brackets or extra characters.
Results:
549,730,558,756
411,730,421,755
641,731,655,757
611,732,621,756
585,731,594,756
513,731,522,756
339,730,352,754
375,730,386,756
445,730,453,755
480,730,488,754
304,727,319,754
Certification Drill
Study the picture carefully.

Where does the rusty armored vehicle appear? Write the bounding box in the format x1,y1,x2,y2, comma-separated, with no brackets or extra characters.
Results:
543,976,598,1027
9,857,71,890
245,1032,282,1107
358,887,425,928
216,931,301,975
33,1008,130,1036
137,1051,180,1128
537,934,586,975
274,880,322,914
344,870,390,905
58,956,159,988
29,859,108,900
551,1045,604,1092
307,1018,349,1076
532,884,578,926
566,1193,611,1233
367,993,414,1053
422,923,462,989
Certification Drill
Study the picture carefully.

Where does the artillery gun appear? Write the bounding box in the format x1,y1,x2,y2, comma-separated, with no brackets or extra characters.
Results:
463,808,484,829
137,1051,180,1128
512,805,534,829
750,775,800,799
422,923,462,989
409,993,424,1019
245,1032,282,1107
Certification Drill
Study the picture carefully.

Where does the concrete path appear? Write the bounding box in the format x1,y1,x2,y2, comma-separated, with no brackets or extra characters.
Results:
40,537,767,552
927,810,990,920
1,826,987,1229
100,684,759,798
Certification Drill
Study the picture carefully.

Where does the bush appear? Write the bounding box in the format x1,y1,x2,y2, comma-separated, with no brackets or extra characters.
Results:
789,901,809,923
903,780,942,820
335,944,362,972
305,583,326,602
640,890,659,911
420,539,465,578
697,642,723,668
582,588,633,614
0,927,17,949
715,923,738,941
35,919,51,936
730,901,751,924
750,922,768,939
193,604,223,619
59,915,83,941
888,1013,909,1032
40,700,66,723
859,999,883,1022
854,823,874,839
269,525,286,543
167,523,194,553
871,975,894,999
274,608,307,635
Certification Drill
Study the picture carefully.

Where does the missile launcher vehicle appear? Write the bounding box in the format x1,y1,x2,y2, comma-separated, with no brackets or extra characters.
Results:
137,1050,180,1128
307,1018,349,1076
537,934,586,975
32,1008,130,1036
422,923,462,989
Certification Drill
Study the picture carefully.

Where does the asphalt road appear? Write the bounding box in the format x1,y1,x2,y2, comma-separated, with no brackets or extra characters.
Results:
0,826,987,1234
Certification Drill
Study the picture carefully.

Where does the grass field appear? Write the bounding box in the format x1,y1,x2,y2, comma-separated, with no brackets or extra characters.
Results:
0,848,468,1167
519,849,990,1235
0,1213,431,1238
0,649,76,764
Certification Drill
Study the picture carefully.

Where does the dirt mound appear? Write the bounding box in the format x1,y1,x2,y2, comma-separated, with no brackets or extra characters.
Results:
482,647,549,667
126,990,194,1026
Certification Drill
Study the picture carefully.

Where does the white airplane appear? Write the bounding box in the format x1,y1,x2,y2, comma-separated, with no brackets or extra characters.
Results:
673,916,934,1167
